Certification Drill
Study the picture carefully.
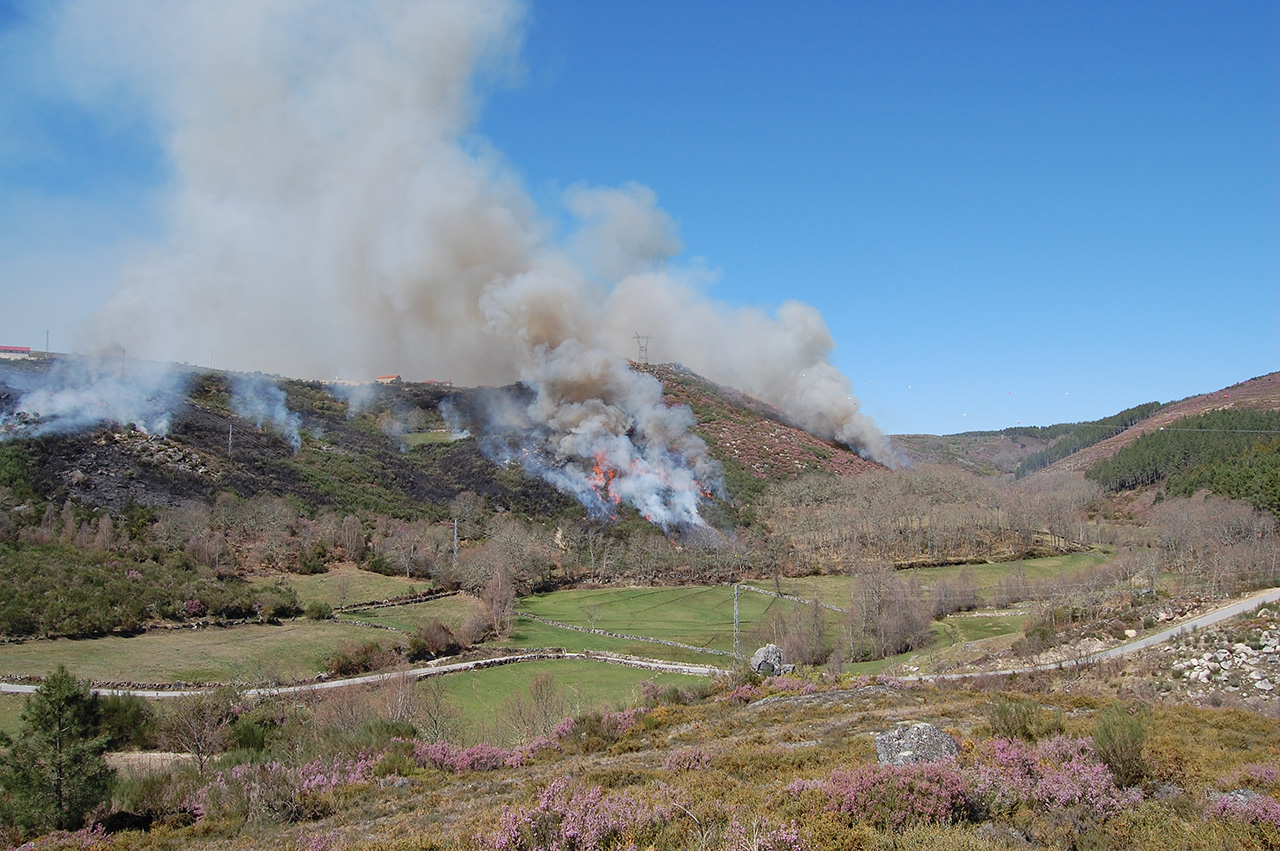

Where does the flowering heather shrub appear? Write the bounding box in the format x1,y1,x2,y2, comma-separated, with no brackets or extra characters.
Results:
762,676,818,695
819,762,968,830
479,777,674,851
183,598,206,617
552,709,644,753
553,716,577,740
412,741,512,773
724,684,762,705
662,748,713,773
722,817,803,851
969,736,1142,820
194,754,376,823
1218,762,1280,791
1205,792,1280,829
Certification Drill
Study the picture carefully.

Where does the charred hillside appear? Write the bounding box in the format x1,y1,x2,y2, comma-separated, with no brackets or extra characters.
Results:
1,360,882,526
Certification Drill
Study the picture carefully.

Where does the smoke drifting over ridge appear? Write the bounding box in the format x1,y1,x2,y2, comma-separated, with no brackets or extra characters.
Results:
39,0,890,523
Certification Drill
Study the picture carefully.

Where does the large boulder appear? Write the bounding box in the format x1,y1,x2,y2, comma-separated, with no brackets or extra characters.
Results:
874,722,958,766
749,644,784,676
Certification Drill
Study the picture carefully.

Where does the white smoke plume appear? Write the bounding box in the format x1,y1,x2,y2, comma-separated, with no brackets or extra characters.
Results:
0,358,187,440
444,340,724,529
41,0,891,521
229,375,303,452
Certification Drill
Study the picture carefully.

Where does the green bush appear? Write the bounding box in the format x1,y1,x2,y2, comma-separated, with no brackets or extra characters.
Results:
1093,703,1149,788
985,696,1064,742
305,601,334,620
325,641,397,677
99,694,156,750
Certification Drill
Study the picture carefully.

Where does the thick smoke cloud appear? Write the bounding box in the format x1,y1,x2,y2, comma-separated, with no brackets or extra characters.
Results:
42,0,891,522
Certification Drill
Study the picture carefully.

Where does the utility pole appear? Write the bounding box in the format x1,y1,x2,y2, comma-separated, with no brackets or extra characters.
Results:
45,329,49,356
452,519,459,574
733,584,741,660
633,332,650,364
228,423,232,457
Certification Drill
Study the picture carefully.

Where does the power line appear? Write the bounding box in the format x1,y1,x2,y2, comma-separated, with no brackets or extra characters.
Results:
1156,427,1280,434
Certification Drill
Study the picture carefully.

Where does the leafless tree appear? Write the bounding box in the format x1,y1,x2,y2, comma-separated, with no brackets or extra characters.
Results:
483,564,516,638
157,687,239,774
416,676,461,743
341,515,365,561
504,672,567,744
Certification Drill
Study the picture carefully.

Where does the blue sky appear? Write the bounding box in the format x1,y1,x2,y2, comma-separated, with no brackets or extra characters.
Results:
1,1,1276,436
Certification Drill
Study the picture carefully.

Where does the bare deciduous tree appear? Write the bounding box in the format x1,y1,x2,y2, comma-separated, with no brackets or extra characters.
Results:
157,687,239,774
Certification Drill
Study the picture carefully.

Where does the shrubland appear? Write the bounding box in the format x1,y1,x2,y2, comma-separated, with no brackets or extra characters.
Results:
3,660,1279,850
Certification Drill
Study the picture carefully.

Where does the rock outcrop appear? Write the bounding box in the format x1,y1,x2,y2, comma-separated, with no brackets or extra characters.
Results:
874,722,958,766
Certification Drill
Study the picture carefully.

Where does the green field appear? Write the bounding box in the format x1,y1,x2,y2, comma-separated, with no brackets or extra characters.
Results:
439,658,699,727
517,586,804,655
495,616,723,665
340,595,482,634
744,551,1112,608
0,692,23,738
947,613,1027,643
0,621,386,685
253,567,430,609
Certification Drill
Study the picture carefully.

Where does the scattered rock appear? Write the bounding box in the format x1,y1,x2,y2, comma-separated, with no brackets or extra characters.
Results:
975,822,1032,846
750,644,784,676
874,722,958,766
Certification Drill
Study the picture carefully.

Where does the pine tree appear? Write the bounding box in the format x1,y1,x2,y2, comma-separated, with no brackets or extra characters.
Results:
0,666,114,836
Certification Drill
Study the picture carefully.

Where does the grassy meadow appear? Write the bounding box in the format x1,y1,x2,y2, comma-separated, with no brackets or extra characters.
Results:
0,621,384,685
517,585,796,654
745,550,1112,608
440,658,699,726
0,552,1098,691
251,565,430,609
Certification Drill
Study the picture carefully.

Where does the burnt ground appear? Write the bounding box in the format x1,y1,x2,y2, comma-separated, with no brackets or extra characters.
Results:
2,365,573,518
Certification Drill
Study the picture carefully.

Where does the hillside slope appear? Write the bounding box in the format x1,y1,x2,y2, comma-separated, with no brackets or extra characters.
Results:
638,363,881,481
1041,371,1280,476
1,359,881,525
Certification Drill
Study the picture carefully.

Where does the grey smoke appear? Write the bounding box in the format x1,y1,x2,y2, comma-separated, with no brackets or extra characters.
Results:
444,341,724,529
39,0,891,522
0,358,187,440
327,381,381,417
229,374,302,452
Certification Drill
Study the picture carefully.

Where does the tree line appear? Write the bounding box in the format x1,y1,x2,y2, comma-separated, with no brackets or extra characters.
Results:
1012,401,1165,478
1086,408,1280,515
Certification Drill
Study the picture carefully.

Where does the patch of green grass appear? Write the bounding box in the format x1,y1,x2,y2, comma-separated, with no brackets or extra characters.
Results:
0,692,24,738
0,621,385,685
746,552,1112,610
438,658,700,728
341,596,480,634
518,586,796,654
951,614,1026,642
496,617,722,665
256,567,428,609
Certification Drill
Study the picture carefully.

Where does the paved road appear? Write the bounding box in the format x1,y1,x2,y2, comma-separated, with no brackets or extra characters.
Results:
2,588,1275,697
907,585,1280,682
